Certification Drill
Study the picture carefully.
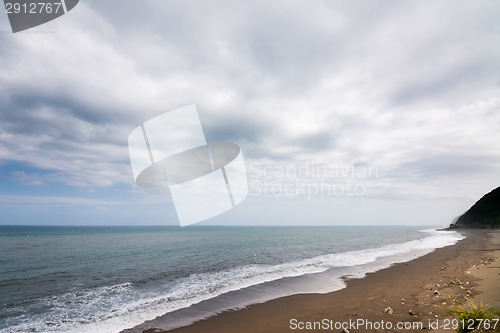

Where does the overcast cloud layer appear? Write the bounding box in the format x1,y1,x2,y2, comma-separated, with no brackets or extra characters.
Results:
0,0,499,225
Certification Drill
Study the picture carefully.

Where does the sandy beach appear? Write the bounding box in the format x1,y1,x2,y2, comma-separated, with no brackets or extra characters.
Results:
128,230,500,333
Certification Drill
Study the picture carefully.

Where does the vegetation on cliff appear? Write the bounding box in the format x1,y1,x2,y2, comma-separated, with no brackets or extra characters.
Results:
450,186,500,229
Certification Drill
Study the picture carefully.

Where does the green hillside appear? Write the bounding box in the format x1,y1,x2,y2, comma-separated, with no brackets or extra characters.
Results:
450,186,500,229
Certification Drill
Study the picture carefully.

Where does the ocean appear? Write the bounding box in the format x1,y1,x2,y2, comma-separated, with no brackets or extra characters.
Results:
0,225,464,333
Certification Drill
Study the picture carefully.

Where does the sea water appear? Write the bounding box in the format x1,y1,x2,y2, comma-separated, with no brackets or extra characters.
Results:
0,225,464,333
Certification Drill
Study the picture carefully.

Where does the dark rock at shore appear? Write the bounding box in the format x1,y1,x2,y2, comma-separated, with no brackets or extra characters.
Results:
449,186,500,229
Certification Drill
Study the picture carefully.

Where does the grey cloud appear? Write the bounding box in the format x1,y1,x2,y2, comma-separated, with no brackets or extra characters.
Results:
201,113,270,144
293,131,337,153
0,0,499,197
392,61,497,107
389,153,500,182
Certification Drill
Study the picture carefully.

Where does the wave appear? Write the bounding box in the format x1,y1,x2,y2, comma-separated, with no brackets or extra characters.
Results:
1,229,464,333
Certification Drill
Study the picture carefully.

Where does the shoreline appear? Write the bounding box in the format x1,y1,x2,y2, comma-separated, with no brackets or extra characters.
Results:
126,229,500,333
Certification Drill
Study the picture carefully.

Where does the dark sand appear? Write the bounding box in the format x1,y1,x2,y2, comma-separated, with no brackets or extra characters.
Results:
129,230,500,333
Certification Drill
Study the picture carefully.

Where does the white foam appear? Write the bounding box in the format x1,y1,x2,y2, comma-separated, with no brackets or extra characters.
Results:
2,229,464,333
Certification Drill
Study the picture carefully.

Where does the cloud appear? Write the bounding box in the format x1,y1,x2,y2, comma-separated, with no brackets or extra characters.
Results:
0,0,499,221
0,194,121,206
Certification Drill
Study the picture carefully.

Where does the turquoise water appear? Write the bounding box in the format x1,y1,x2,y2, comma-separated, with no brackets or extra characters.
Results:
0,225,463,333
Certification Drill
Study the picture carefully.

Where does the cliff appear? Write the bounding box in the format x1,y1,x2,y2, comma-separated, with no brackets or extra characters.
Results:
450,186,500,229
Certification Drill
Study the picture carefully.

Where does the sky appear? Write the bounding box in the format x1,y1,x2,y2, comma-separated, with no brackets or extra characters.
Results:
0,0,499,226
